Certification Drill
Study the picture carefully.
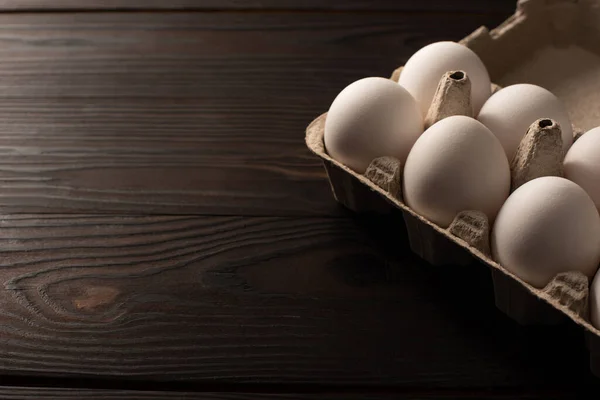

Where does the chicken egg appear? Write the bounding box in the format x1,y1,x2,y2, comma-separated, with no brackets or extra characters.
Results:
492,177,600,288
324,77,423,173
398,41,491,117
590,268,600,329
403,115,510,228
564,127,600,212
478,84,573,159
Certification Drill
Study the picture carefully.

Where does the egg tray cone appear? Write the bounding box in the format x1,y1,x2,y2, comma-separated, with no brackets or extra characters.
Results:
305,0,600,378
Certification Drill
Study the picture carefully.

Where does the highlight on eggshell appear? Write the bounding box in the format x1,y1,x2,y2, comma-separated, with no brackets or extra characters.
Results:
324,77,424,174
491,177,600,289
564,127,600,212
477,84,573,159
398,41,491,118
402,115,510,228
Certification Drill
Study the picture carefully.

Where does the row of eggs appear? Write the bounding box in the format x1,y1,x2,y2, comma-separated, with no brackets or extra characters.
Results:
323,41,600,328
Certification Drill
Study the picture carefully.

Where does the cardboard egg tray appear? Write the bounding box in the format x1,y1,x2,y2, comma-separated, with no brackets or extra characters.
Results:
305,0,600,378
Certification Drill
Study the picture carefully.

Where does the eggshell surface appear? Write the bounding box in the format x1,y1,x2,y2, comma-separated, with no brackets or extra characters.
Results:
590,268,600,329
564,127,600,212
398,41,491,117
402,115,510,228
324,77,423,173
492,177,600,289
477,84,573,159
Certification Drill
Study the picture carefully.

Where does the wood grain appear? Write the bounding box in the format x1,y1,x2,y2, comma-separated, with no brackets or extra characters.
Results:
0,11,509,216
0,388,198,399
0,213,595,391
0,0,517,13
0,387,561,400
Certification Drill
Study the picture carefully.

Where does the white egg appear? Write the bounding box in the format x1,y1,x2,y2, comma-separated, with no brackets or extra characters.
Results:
324,77,423,174
403,115,510,228
478,84,573,159
492,177,600,289
590,268,600,329
398,41,491,117
564,127,600,212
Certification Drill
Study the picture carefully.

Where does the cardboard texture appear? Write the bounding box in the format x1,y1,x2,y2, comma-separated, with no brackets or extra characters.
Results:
424,70,473,128
510,118,564,190
305,0,600,377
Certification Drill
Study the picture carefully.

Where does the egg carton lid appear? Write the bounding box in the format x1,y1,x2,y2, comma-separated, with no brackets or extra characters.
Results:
462,0,600,133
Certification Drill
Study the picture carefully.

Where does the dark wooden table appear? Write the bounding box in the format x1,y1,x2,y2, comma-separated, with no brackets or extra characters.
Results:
0,1,595,398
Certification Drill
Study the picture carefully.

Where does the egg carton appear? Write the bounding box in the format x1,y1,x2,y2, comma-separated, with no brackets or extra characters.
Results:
305,0,600,378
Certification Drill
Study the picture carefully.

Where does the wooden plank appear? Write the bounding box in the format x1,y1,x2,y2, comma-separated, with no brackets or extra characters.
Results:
0,12,508,97
0,0,517,13
0,12,509,216
0,387,560,399
0,213,594,390
0,388,197,399
0,98,338,216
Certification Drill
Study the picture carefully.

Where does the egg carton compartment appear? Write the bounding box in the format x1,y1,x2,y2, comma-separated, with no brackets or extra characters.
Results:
305,0,600,378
